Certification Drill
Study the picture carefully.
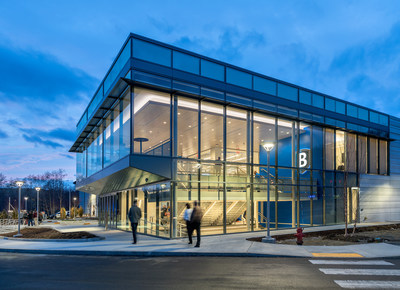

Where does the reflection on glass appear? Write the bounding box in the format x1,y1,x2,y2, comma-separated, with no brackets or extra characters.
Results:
133,88,171,156
200,101,224,160
178,97,198,158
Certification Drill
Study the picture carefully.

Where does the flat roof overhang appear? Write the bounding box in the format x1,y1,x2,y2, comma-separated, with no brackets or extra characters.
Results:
76,154,172,195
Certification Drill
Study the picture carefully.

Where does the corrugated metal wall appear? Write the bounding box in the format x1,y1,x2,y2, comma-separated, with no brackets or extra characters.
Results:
359,117,400,222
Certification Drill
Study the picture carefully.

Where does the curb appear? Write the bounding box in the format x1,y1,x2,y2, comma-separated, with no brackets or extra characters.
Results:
0,248,302,258
0,236,105,243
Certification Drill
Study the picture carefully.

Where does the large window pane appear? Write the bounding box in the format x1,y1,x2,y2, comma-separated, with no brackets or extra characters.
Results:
201,101,224,161
132,39,171,67
379,140,387,175
358,135,367,173
312,126,323,170
277,119,294,167
226,68,252,89
369,137,378,174
178,97,198,158
253,76,276,95
253,113,276,165
347,104,358,118
336,131,345,171
299,90,312,105
312,94,324,109
173,51,199,74
346,133,357,172
277,84,298,102
227,107,248,162
200,60,224,81
134,88,171,155
324,128,334,170
299,123,311,171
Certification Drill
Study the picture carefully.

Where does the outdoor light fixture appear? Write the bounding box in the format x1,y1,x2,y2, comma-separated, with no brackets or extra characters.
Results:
24,197,28,212
35,187,41,226
262,143,275,243
14,181,24,237
262,142,275,152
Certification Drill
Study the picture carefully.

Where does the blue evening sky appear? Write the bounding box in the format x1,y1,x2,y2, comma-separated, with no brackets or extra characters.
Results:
0,0,400,180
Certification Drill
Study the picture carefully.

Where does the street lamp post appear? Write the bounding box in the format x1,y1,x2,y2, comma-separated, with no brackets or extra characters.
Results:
35,187,41,226
14,181,24,237
73,197,77,208
24,197,28,211
262,143,276,243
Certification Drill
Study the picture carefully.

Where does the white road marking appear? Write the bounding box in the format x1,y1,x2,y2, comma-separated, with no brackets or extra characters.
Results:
309,260,394,266
334,280,400,289
320,268,400,275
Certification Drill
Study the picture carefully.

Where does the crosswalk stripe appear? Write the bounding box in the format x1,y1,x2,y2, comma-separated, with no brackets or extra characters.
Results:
309,260,394,266
334,280,400,289
320,268,400,275
312,253,363,258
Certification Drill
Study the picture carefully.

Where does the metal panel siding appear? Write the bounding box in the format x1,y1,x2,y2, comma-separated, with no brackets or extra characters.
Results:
360,174,400,222
390,118,400,174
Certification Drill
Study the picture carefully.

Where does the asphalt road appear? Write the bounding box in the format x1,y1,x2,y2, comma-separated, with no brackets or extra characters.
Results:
1,253,400,289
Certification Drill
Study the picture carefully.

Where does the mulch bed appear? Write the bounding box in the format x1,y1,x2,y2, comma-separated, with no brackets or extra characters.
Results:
247,224,400,244
1,227,98,239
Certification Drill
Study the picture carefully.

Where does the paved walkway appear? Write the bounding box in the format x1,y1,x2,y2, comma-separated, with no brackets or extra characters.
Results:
1,221,400,258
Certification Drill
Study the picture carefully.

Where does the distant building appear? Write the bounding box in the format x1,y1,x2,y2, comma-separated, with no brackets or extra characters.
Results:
70,34,400,238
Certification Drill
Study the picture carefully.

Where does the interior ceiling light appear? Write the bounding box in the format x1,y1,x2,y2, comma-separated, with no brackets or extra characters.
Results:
163,121,167,124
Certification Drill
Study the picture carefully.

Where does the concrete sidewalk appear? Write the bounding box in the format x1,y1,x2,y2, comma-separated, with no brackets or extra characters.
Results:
1,221,400,258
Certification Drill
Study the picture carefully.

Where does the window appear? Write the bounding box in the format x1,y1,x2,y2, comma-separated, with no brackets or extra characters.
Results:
253,76,276,95
335,101,345,114
358,135,367,174
299,90,312,105
370,111,379,124
312,94,324,108
177,97,198,158
133,88,171,156
379,140,387,175
347,104,358,118
227,107,248,162
201,60,224,81
325,98,335,112
358,108,369,121
312,126,323,170
277,119,294,167
379,114,388,126
335,131,345,171
201,101,224,161
253,113,276,165
324,128,334,170
346,133,357,172
173,51,199,74
132,39,171,67
277,84,298,102
369,137,378,174
226,68,252,89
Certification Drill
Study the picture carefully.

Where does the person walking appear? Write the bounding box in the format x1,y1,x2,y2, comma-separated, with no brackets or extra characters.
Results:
128,200,142,244
183,203,193,244
190,201,203,248
27,211,34,226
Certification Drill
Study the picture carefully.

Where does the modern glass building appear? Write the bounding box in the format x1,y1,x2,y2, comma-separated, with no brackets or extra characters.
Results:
70,33,400,238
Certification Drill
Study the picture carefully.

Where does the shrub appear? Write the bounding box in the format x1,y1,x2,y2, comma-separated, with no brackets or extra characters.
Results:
0,209,8,219
60,207,67,219
78,207,84,217
12,209,18,219
70,207,77,219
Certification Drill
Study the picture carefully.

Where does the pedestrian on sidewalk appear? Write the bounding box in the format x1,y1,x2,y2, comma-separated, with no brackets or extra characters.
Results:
190,201,203,248
27,211,34,226
183,203,193,244
128,200,142,244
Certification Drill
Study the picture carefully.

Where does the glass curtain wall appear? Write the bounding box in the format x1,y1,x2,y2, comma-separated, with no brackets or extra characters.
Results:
94,87,390,237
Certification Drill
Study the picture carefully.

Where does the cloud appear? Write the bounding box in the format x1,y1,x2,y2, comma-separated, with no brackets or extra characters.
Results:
22,134,63,149
0,43,97,103
59,153,74,160
20,127,76,144
0,130,8,139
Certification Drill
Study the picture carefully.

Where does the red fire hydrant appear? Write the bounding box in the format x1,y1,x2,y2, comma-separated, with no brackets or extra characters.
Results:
294,228,305,245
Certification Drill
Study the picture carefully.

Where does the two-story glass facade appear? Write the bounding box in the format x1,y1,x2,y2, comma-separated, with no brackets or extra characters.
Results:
70,34,399,238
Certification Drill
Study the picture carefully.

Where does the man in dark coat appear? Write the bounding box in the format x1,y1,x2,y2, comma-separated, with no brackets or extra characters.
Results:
128,200,142,244
190,200,203,247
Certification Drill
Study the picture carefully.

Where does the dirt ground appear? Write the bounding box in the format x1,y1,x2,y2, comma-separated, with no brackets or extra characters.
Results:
247,224,400,246
1,227,98,239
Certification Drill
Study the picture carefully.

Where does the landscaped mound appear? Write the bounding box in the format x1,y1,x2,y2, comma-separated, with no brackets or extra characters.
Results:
1,227,98,239
247,224,400,246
